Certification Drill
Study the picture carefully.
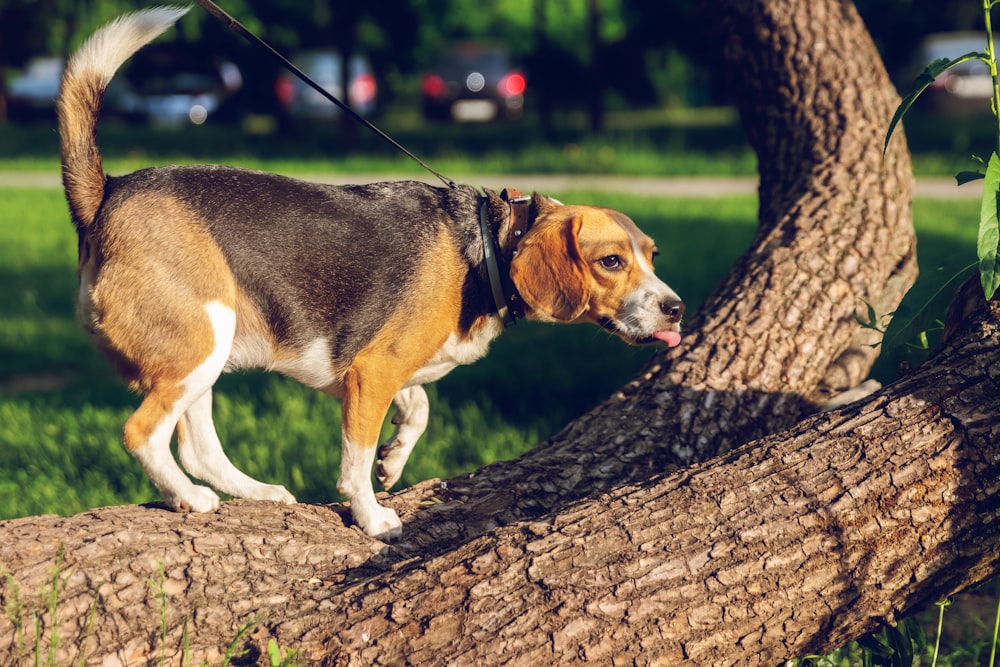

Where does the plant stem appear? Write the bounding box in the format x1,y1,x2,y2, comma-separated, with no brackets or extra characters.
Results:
986,0,1000,156
930,599,946,667
990,592,1000,667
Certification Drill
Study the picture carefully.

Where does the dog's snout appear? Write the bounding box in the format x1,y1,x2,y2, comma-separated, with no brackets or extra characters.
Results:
660,299,685,323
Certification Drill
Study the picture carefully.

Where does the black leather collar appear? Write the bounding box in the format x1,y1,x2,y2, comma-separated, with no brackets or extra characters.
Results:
478,188,534,326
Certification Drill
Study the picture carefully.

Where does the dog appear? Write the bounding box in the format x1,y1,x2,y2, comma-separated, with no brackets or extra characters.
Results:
57,7,685,539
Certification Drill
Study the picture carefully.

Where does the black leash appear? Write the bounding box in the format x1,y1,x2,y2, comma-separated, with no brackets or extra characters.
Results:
190,0,458,189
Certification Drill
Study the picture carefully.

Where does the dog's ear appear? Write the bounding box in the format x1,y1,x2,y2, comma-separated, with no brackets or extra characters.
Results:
510,215,590,322
531,192,561,219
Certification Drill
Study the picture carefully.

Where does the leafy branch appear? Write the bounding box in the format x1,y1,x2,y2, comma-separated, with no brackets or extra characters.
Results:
885,0,1000,300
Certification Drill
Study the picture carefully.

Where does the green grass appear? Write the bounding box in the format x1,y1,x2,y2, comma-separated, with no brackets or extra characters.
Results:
0,106,991,178
0,186,981,519
0,108,758,177
0,187,762,518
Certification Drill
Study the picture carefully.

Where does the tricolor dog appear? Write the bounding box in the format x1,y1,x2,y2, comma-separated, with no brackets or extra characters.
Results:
58,7,685,539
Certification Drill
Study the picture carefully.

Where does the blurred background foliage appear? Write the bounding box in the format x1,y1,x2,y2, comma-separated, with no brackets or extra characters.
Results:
2,0,996,145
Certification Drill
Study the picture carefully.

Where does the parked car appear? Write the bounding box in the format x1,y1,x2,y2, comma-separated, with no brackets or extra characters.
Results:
6,57,63,122
421,45,525,122
274,50,377,120
906,32,993,116
111,43,243,126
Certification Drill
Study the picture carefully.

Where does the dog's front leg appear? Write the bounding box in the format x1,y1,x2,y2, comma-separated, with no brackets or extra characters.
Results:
377,385,430,490
337,364,403,540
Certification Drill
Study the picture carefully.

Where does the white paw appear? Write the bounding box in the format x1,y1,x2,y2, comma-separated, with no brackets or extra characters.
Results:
376,440,408,490
168,485,220,513
354,504,402,541
246,483,297,505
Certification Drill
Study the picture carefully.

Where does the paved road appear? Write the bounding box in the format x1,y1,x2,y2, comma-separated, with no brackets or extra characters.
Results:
0,170,979,199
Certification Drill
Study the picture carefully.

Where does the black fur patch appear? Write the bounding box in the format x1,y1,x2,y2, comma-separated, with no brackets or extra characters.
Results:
103,166,490,361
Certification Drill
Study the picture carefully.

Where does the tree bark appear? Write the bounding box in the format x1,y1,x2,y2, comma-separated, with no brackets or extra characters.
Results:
3,0,983,665
2,296,999,666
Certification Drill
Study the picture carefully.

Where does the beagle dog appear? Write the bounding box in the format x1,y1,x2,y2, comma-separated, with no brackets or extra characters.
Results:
57,7,684,539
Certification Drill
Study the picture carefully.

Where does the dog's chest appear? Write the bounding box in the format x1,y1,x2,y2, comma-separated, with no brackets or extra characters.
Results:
405,317,504,388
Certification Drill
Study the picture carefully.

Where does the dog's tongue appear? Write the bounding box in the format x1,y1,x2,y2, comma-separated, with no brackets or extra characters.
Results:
653,331,682,347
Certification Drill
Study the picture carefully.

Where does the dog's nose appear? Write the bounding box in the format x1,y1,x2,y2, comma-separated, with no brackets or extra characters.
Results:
660,299,685,323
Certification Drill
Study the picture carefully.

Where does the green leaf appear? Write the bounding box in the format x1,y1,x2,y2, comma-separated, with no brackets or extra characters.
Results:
979,153,1000,299
857,632,893,657
917,330,929,349
884,624,913,667
853,299,878,329
957,171,986,185
901,616,928,653
267,639,283,666
885,53,989,155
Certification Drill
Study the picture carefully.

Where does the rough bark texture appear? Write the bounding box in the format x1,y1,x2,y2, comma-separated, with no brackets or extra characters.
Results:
2,296,999,666
3,0,980,665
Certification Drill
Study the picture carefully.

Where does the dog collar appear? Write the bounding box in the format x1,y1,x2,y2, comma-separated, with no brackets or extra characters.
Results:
478,188,533,326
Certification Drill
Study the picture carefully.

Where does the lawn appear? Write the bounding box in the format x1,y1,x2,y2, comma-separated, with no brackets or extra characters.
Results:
0,184,979,519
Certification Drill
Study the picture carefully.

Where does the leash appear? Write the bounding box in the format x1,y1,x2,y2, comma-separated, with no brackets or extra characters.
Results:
191,0,535,326
190,0,458,189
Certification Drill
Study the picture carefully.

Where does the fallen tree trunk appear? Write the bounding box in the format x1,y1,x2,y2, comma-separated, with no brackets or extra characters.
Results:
2,292,999,666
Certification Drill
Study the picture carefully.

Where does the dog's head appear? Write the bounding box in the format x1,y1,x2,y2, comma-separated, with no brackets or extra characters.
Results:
509,195,684,346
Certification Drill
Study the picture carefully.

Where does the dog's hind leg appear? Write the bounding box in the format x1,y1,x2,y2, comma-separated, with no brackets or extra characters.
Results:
122,301,237,512
177,389,296,504
124,384,221,512
376,385,430,490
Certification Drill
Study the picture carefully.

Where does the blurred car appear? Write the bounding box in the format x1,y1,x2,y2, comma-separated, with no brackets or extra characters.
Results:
111,43,243,126
7,57,63,122
274,50,377,120
421,45,525,122
907,32,993,116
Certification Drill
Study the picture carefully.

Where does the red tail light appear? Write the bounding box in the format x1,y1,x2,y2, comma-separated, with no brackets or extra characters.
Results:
422,74,446,98
274,76,294,105
351,73,377,105
498,72,526,97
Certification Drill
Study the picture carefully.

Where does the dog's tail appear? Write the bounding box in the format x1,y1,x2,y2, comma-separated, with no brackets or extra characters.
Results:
58,6,189,229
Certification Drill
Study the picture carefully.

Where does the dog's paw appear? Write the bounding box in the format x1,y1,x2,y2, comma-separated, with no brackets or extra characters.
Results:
376,440,408,490
354,504,402,541
169,485,221,513
246,483,297,505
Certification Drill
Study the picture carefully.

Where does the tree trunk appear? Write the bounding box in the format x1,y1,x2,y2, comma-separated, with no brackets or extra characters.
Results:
3,0,984,665
2,295,998,666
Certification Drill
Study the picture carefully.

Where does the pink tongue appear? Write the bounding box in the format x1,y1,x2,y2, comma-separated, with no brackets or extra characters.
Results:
653,331,682,347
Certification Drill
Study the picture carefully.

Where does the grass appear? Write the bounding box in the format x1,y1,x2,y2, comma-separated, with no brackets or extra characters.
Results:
0,107,758,177
1,105,996,178
0,186,762,516
0,187,982,514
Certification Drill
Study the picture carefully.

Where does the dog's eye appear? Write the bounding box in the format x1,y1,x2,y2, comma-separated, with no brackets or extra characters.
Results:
599,255,623,270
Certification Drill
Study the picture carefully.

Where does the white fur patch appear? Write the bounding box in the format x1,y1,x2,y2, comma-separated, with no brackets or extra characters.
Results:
67,7,190,88
619,223,682,335
338,436,402,540
273,337,339,389
407,318,504,387
227,331,339,391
